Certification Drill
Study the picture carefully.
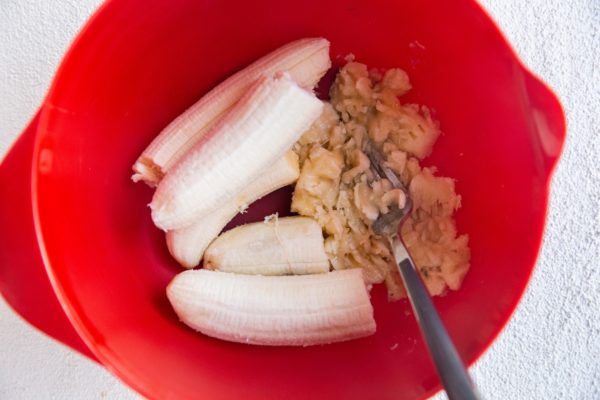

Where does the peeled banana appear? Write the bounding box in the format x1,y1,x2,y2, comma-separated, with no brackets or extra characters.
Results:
132,37,331,186
151,73,323,230
204,216,329,275
167,269,375,346
166,151,300,269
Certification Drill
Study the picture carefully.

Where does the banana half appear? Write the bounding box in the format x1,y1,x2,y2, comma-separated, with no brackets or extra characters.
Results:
167,269,376,346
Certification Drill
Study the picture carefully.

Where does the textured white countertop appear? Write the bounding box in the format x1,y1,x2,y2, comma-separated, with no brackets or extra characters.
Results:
1,1,598,399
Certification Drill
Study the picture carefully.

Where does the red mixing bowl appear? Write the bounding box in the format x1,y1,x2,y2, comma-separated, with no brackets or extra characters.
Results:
4,0,567,398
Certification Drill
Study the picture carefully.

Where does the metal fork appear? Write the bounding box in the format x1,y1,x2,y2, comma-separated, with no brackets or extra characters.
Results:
365,145,480,400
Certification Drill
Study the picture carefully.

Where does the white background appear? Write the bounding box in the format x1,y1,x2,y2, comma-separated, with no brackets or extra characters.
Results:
1,0,599,399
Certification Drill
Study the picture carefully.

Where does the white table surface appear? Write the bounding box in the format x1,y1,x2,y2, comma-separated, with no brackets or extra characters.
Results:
1,1,598,399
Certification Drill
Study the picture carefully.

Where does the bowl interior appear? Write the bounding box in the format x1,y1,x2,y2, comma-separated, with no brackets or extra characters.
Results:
34,0,563,398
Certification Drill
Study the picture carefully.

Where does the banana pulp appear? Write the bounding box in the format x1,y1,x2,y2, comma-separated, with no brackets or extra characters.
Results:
291,62,471,299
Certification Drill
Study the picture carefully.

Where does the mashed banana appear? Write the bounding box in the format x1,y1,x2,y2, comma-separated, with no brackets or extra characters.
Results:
292,62,470,300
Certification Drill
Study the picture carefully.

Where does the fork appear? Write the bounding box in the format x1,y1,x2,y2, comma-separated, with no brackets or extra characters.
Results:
365,145,480,400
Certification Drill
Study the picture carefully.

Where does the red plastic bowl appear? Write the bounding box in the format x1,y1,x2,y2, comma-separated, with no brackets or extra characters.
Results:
30,0,564,399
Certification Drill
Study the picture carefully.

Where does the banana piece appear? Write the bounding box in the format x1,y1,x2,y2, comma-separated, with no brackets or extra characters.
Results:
151,74,323,230
166,151,300,269
167,269,375,346
204,216,329,275
132,37,331,186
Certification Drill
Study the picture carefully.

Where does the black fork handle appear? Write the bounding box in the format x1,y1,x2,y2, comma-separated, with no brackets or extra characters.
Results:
391,235,481,400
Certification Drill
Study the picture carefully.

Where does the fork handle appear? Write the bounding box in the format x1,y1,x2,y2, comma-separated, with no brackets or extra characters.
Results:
391,236,480,400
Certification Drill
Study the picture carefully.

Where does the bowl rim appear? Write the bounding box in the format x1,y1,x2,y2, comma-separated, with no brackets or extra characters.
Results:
30,0,566,399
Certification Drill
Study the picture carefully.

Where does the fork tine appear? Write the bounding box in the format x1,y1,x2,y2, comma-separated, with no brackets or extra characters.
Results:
365,143,386,180
363,141,413,236
372,208,405,235
364,143,404,190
